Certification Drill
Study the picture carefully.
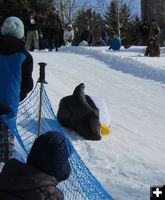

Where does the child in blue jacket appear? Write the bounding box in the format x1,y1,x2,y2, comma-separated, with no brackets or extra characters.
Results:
109,34,121,50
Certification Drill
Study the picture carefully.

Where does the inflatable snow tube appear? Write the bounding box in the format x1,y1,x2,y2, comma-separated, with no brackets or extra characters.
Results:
57,83,101,140
79,40,88,46
57,83,112,140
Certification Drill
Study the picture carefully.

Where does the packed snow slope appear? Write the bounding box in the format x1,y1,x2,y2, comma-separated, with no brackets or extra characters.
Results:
32,46,165,200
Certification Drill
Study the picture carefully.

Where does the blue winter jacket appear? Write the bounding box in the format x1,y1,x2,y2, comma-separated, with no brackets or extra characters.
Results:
0,53,26,114
109,37,121,50
0,35,33,115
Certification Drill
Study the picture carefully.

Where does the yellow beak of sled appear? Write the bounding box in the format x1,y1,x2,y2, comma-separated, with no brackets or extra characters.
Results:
101,124,112,136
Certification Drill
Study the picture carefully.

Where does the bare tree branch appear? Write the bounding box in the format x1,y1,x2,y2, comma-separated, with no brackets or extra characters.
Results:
53,0,90,24
20,0,32,11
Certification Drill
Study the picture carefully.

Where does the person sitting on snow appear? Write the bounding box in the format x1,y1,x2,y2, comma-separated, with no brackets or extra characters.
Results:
79,25,93,46
63,23,74,46
109,34,121,50
0,131,71,200
144,38,160,57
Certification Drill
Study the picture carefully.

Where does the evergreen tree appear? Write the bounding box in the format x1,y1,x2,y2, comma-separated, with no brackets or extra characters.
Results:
0,0,17,19
104,0,130,41
119,4,130,41
0,0,54,31
124,15,141,46
17,0,54,31
104,0,118,39
74,9,105,45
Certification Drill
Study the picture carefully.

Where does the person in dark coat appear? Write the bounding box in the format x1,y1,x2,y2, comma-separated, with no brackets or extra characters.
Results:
149,19,160,42
79,25,93,46
0,17,33,163
47,7,62,51
25,10,39,51
0,131,71,200
72,27,80,46
140,19,150,46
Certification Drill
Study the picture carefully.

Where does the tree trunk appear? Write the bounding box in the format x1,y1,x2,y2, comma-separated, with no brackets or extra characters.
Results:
116,0,120,36
60,0,66,26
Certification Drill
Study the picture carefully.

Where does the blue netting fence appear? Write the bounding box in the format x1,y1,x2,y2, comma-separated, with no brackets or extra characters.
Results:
2,82,113,200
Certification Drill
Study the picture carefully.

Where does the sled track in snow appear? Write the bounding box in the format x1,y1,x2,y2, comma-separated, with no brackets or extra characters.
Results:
61,47,165,85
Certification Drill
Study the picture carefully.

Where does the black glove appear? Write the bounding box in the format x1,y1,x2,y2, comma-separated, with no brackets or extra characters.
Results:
0,101,12,115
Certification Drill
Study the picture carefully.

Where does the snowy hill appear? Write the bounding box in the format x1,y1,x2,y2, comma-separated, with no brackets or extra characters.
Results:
31,46,165,200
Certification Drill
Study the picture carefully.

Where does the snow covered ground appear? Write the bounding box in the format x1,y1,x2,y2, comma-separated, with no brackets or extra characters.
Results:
31,46,165,200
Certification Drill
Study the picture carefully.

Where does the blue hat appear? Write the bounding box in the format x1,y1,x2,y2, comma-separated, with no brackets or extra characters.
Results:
27,131,71,182
1,16,24,39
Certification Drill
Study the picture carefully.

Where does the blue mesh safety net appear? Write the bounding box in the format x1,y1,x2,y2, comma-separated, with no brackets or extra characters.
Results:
2,83,113,200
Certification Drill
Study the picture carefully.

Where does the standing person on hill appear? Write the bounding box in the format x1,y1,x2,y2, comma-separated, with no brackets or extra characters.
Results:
0,131,71,200
47,7,62,51
149,19,160,42
140,19,150,46
109,34,121,50
25,10,39,51
79,25,93,46
63,23,74,46
0,16,33,163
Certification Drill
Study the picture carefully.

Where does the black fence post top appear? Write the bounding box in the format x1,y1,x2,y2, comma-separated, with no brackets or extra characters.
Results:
38,62,48,84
